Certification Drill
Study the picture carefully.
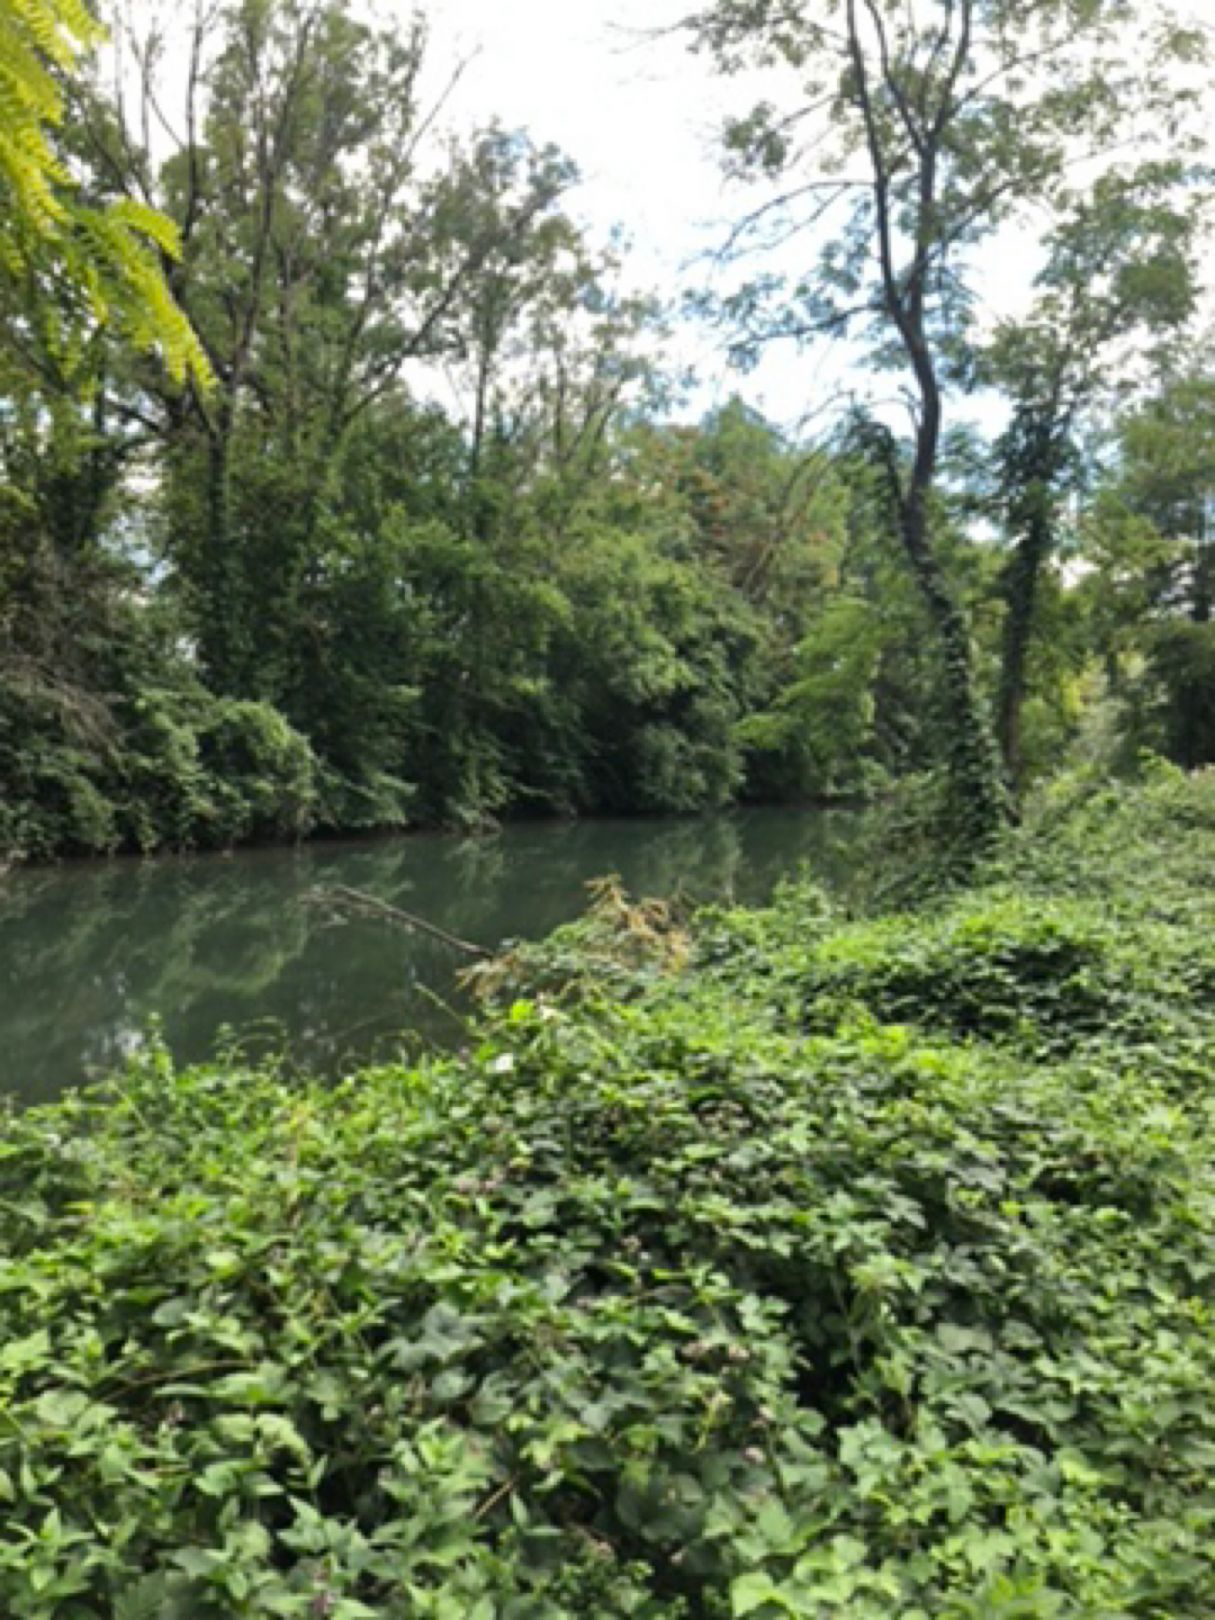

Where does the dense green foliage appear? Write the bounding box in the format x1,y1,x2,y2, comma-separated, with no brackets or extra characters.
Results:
0,0,208,385
0,0,903,853
690,0,1208,839
2,771,1214,1614
5,3,1215,1611
1,0,1212,858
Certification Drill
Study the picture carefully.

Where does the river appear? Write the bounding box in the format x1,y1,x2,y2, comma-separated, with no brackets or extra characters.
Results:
0,807,864,1106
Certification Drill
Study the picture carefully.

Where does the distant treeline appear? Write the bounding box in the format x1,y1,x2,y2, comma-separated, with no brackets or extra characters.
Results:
1,0,1213,859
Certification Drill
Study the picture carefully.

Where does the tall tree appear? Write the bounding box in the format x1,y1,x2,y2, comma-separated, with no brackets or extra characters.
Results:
689,0,1206,841
1117,363,1215,624
985,163,1204,787
1078,357,1215,770
95,0,581,695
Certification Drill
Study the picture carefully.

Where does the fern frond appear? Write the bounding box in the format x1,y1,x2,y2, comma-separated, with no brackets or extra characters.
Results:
0,0,212,388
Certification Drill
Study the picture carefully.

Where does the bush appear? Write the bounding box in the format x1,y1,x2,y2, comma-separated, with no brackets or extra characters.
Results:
0,671,122,858
2,775,1215,1615
0,610,321,861
195,699,319,845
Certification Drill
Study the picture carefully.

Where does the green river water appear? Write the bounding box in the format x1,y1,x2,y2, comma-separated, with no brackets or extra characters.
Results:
0,807,863,1107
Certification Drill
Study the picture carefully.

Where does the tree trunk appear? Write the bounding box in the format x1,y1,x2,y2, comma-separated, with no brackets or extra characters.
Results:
842,0,1005,848
1192,524,1213,624
899,484,1006,845
200,421,242,693
998,493,1053,792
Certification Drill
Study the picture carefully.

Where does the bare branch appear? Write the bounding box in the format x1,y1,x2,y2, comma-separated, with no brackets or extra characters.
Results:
714,177,865,259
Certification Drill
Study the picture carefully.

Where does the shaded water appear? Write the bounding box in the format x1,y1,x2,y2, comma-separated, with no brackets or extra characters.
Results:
0,807,863,1106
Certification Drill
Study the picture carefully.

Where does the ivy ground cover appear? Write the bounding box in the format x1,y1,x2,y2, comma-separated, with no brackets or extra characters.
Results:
1,771,1214,1616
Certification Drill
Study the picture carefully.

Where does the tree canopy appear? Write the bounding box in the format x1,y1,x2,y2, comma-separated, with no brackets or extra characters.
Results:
0,0,1212,862
689,0,1209,837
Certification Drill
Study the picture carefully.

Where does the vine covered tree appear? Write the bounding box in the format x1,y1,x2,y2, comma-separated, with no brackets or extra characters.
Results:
689,0,1207,841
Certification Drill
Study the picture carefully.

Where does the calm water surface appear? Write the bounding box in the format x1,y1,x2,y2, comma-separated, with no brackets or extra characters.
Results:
0,808,863,1106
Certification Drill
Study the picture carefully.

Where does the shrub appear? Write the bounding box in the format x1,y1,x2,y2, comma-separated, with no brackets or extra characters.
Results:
0,638,322,861
195,700,319,845
785,901,1135,1050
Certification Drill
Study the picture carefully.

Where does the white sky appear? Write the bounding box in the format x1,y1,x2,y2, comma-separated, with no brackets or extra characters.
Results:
130,0,1211,436
408,0,1214,440
416,0,827,425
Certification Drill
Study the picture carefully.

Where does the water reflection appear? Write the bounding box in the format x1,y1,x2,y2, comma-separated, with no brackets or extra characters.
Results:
0,808,863,1106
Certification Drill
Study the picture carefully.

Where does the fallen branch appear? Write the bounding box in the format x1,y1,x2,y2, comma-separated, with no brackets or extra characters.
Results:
305,884,491,960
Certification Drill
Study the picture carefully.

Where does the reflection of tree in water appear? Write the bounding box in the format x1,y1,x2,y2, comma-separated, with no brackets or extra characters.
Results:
0,808,867,1106
0,857,317,1104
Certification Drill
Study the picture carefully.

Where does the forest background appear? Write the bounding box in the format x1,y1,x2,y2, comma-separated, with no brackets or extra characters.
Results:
2,0,1214,861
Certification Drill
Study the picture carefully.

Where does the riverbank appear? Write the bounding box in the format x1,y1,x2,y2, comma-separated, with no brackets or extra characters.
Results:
0,792,876,873
2,767,1214,1615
